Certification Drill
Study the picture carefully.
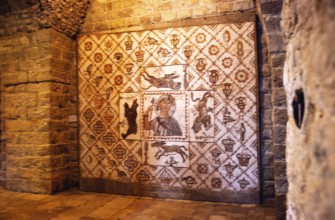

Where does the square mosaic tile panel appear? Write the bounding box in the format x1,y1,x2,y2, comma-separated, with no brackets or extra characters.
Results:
78,21,259,202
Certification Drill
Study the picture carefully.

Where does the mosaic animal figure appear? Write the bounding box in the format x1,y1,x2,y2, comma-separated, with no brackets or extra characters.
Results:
107,158,117,167
105,87,113,100
121,99,138,139
181,175,197,187
144,36,159,45
191,92,213,133
157,47,171,57
142,71,181,90
95,145,106,160
151,141,188,162
116,168,127,179
84,133,96,145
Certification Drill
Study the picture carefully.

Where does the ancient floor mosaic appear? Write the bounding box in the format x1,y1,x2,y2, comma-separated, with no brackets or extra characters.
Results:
78,21,259,202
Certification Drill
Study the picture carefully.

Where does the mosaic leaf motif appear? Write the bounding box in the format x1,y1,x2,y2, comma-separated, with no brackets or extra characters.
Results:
78,22,259,198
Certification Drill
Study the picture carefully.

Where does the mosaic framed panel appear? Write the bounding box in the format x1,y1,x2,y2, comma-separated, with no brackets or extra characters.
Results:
141,91,188,140
78,18,259,203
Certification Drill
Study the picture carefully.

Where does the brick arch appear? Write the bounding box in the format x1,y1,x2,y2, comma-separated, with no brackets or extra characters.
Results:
39,0,91,37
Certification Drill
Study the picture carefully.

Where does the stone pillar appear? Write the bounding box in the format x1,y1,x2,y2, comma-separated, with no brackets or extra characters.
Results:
0,29,75,193
255,0,288,219
0,67,4,182
257,19,275,203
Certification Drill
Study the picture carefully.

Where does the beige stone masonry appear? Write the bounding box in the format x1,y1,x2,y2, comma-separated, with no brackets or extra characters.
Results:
0,29,75,193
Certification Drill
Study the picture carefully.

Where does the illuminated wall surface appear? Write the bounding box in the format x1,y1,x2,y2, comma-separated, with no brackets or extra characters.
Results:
78,21,259,202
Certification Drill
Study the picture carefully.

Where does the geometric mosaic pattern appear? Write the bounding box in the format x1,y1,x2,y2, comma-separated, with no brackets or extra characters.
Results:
78,22,259,198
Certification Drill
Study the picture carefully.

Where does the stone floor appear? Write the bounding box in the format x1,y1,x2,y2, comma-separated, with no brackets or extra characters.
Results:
0,186,276,220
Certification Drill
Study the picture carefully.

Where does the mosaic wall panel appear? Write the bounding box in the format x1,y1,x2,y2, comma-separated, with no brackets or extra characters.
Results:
78,21,259,203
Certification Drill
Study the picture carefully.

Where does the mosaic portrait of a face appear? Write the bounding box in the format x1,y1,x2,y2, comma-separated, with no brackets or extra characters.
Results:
141,92,187,140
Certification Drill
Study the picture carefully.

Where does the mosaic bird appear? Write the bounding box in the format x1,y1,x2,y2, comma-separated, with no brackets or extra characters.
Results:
95,146,106,160
97,146,106,155
157,47,171,57
84,133,96,145
108,158,117,167
146,36,158,45
116,168,127,179
105,87,113,100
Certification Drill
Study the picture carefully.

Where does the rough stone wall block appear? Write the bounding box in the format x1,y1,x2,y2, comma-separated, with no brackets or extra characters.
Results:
283,0,335,219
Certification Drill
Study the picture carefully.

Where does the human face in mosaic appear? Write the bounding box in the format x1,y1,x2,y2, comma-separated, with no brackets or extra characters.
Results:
159,100,171,116
157,95,176,117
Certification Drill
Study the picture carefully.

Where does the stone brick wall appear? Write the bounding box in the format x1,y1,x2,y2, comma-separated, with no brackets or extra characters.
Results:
0,0,43,184
0,1,42,37
257,18,275,203
81,0,255,33
0,0,88,190
0,60,3,182
255,0,287,218
0,29,76,193
68,49,79,187
283,0,335,219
